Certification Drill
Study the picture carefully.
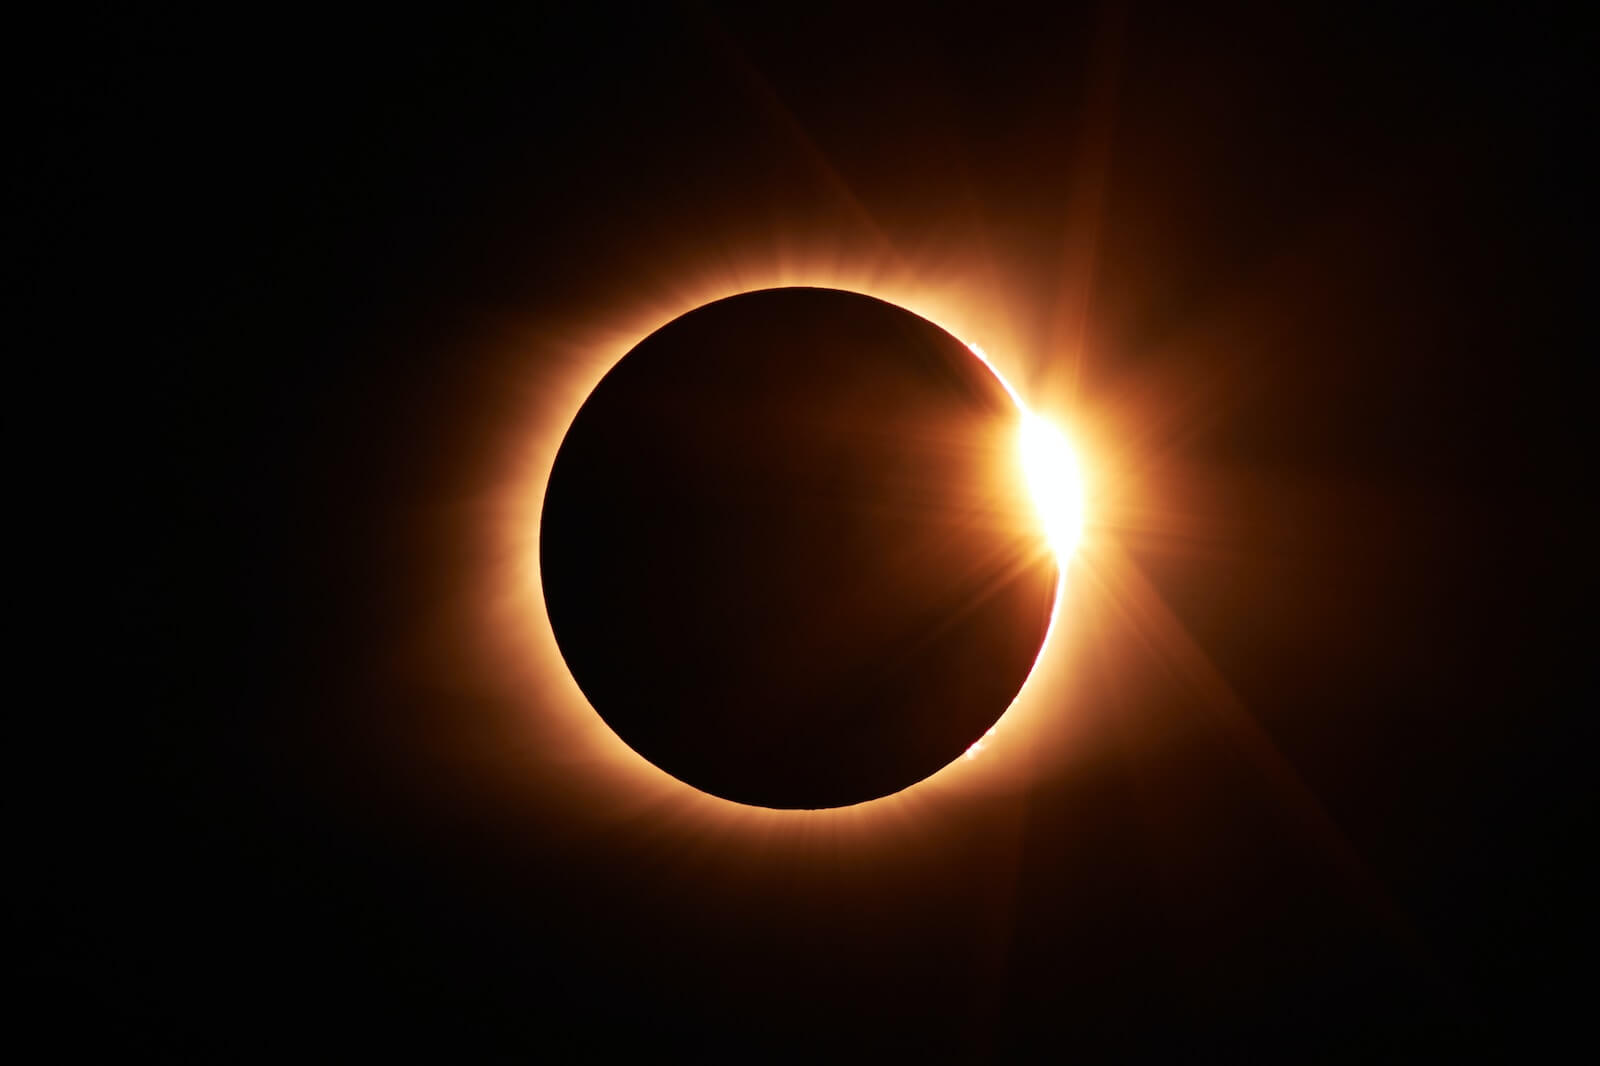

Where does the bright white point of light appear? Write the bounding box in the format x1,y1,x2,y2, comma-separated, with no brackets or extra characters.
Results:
964,341,1085,562
1018,409,1085,561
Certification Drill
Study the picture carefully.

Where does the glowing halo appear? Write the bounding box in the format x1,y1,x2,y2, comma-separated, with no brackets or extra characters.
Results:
486,267,1095,832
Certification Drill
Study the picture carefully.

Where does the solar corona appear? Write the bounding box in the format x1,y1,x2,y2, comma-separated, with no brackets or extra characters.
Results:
534,286,1086,810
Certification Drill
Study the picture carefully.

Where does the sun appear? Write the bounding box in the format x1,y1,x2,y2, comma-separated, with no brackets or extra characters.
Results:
493,289,1097,822
1018,408,1085,561
962,341,1086,564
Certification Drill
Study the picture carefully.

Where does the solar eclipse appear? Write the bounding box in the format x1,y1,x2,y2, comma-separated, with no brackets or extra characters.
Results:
539,287,1080,809
50,5,1573,1056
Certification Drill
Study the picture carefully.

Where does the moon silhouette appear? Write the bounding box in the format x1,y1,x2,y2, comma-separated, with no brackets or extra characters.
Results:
540,287,1058,808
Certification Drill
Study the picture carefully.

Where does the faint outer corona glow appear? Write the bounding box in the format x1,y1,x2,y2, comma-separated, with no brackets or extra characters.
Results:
492,265,1099,829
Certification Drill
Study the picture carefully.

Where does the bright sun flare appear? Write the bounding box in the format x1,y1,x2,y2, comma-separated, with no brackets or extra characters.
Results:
1018,409,1085,561
964,342,1085,564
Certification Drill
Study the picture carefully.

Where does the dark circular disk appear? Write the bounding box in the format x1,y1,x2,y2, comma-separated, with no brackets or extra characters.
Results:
540,287,1057,808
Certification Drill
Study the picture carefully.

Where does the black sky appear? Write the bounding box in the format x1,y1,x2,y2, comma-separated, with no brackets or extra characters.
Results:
29,3,1589,1060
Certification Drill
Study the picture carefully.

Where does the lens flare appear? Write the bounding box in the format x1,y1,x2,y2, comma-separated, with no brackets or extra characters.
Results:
1019,410,1085,561
963,341,1086,563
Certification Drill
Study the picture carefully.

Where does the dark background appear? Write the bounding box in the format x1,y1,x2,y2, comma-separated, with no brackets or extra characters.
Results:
29,3,1588,1060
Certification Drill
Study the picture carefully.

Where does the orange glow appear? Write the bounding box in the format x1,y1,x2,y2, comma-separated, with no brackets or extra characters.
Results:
477,251,1122,834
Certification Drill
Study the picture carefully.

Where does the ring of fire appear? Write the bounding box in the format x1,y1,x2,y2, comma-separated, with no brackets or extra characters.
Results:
531,286,1085,810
